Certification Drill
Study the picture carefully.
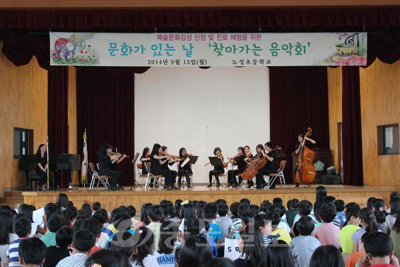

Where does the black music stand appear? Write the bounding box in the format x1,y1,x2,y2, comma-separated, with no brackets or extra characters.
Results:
208,157,223,167
68,154,82,190
130,152,142,190
189,156,199,165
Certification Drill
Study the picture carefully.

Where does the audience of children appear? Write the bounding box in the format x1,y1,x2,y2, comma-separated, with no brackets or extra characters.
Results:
4,187,400,267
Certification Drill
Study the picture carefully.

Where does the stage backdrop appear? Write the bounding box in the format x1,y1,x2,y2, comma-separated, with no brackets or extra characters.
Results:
134,67,270,183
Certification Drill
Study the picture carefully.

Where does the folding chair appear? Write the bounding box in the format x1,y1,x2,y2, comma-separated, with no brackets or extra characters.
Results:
88,162,109,190
136,163,148,185
264,160,287,189
143,162,164,191
179,174,194,190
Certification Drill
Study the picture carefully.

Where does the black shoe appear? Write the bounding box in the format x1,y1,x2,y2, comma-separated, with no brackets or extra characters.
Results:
216,183,221,188
207,183,212,188
295,184,299,188
246,184,252,189
172,185,178,190
108,185,118,191
149,183,154,189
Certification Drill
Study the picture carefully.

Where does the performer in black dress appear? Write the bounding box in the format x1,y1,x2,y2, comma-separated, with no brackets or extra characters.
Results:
160,146,178,187
177,147,193,189
35,144,48,191
140,147,151,175
150,143,177,190
294,134,316,188
206,147,224,188
227,147,247,188
255,142,276,189
244,145,254,188
98,143,127,191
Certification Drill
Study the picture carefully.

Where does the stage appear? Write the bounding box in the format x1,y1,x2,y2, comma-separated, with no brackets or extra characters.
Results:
21,185,395,212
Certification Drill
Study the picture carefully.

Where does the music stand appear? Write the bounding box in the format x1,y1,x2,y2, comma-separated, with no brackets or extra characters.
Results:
130,152,143,190
189,156,199,165
209,157,223,167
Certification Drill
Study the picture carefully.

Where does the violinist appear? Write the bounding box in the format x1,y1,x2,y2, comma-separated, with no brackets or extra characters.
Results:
140,147,151,175
177,147,193,189
227,147,247,188
294,134,316,188
160,146,178,188
205,147,224,188
244,145,254,188
255,142,276,189
98,143,127,191
150,143,176,190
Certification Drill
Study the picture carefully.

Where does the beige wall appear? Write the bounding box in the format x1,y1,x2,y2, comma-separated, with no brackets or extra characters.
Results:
0,42,48,190
328,67,343,173
360,60,400,189
328,60,400,190
68,66,78,185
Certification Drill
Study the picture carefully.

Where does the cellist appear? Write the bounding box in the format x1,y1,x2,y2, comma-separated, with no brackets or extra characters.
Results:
294,134,316,188
255,142,276,189
245,144,264,189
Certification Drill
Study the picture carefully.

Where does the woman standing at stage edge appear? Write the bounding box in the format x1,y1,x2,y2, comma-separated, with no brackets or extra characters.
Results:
35,144,48,191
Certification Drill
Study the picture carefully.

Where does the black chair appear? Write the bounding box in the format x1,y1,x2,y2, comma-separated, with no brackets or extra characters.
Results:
29,174,41,191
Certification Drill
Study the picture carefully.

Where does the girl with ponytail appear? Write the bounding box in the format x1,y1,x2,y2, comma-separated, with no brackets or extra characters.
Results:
131,227,158,267
352,208,379,253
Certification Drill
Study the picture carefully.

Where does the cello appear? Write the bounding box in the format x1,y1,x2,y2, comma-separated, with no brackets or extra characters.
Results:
241,154,267,180
295,128,316,185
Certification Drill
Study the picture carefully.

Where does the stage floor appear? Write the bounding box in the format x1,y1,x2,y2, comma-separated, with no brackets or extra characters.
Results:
21,184,395,211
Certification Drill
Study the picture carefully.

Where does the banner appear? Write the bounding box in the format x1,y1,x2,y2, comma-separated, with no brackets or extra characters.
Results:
50,32,367,67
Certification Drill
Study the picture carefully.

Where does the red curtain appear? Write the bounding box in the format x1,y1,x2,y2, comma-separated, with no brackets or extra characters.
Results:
48,67,69,188
0,8,400,30
269,67,330,184
342,67,364,186
76,67,148,186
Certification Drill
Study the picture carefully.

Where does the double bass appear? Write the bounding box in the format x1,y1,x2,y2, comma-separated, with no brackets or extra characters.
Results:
295,128,316,185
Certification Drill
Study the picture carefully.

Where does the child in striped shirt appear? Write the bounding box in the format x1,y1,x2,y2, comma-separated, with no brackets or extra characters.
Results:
6,217,32,267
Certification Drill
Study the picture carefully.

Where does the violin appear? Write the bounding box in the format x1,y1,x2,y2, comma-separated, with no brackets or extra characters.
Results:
159,151,179,162
108,151,130,159
228,153,244,164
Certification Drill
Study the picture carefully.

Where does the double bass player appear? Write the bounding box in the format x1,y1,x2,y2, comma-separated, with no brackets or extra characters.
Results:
294,131,317,188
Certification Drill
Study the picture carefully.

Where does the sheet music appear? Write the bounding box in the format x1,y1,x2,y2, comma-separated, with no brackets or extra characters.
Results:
181,157,190,168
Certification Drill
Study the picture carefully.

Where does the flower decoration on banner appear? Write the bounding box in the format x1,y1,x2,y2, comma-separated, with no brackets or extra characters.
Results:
51,33,100,66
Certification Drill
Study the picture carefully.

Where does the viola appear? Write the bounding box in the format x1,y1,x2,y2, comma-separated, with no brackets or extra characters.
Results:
295,127,316,185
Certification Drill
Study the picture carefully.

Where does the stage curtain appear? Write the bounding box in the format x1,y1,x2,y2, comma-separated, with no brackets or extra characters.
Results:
342,67,364,186
269,67,330,184
76,67,146,186
0,8,400,30
48,67,69,188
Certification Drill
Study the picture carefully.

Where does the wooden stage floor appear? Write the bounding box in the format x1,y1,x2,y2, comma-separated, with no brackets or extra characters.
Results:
21,185,396,211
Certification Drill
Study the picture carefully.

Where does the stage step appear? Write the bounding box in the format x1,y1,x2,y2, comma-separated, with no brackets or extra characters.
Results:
4,191,23,197
0,191,24,208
